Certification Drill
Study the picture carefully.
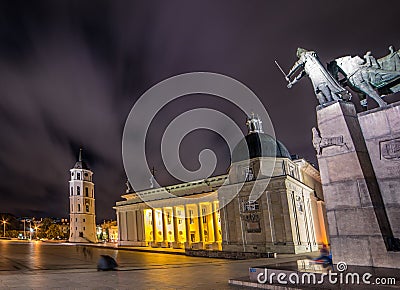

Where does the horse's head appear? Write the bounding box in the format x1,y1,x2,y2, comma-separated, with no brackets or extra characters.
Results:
334,55,363,75
334,56,352,68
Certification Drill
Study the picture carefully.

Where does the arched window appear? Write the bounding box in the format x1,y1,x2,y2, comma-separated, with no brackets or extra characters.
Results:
77,173,81,180
85,187,88,197
77,186,80,195
78,204,81,212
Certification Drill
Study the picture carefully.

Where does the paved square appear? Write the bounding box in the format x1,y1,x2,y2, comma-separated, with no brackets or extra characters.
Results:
0,240,308,289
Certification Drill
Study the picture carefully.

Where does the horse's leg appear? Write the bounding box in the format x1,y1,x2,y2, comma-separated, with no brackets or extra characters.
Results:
359,83,387,107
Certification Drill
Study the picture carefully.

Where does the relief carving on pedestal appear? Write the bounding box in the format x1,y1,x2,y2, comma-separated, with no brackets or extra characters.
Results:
380,139,400,160
312,127,348,155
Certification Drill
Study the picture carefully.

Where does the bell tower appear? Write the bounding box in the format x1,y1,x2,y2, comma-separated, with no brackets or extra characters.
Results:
69,149,97,243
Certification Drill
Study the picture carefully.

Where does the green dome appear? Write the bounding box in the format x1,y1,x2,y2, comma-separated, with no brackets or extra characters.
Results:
232,132,291,163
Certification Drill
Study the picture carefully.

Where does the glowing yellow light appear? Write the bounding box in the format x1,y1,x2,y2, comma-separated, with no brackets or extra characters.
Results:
144,209,153,242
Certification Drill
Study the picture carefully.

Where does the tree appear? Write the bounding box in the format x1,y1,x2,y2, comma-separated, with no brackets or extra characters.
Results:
6,230,19,238
37,218,53,239
60,227,69,240
46,224,62,239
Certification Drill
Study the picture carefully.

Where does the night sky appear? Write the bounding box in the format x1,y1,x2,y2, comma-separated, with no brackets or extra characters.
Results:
0,1,399,221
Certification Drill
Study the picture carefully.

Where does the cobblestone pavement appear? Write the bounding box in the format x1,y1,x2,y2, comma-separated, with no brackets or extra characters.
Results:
0,240,309,289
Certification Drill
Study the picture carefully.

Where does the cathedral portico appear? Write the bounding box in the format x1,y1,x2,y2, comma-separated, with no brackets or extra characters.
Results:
116,191,224,250
115,116,329,255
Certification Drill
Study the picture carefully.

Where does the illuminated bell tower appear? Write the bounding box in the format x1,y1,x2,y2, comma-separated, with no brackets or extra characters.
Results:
69,149,97,243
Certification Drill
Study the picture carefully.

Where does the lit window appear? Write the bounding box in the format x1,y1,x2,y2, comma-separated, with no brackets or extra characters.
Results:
167,212,171,225
202,208,207,224
189,210,194,224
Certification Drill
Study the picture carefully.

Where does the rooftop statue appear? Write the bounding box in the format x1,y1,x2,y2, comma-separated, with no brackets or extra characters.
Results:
125,179,133,193
277,48,351,106
328,46,400,107
246,113,264,134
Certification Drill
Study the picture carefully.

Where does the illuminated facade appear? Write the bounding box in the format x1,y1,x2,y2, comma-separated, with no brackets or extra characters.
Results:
69,149,97,243
115,117,329,254
116,178,225,250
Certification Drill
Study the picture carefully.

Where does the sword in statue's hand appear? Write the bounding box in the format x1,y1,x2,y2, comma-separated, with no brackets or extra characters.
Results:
274,60,290,83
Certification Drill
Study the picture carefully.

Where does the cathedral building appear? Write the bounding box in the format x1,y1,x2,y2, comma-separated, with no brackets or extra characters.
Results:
69,149,97,243
114,116,328,254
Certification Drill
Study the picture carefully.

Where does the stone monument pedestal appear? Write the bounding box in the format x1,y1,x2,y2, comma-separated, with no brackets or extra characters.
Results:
316,101,400,268
358,102,400,239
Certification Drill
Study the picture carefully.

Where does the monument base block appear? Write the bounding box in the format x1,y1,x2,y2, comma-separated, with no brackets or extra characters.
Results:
316,101,400,268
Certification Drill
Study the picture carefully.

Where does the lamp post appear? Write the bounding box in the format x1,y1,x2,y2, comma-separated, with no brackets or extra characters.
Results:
2,220,6,237
22,219,26,239
29,220,32,241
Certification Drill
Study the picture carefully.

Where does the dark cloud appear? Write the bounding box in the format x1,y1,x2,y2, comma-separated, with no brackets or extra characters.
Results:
0,0,399,221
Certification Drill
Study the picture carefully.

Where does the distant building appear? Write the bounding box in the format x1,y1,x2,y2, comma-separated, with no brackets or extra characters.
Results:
97,220,118,242
57,218,70,239
69,149,97,243
115,116,329,254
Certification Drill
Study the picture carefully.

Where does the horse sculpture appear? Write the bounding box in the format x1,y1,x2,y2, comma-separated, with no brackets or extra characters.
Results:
328,47,400,107
281,46,400,108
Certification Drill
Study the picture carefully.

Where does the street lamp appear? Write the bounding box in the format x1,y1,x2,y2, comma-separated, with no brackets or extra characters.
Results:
21,219,26,239
28,220,32,241
2,220,6,237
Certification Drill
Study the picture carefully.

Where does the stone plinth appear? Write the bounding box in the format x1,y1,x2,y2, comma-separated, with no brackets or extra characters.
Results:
316,101,400,268
358,101,400,239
